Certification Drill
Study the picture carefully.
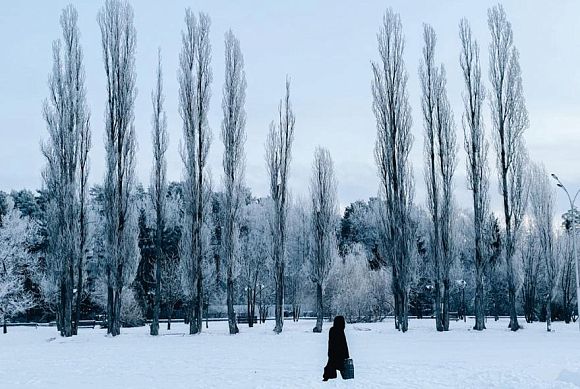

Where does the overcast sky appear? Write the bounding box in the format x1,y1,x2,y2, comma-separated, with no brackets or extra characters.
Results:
1,0,579,216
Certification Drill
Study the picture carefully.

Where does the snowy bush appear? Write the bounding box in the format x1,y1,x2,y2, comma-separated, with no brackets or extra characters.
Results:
0,201,38,328
326,244,391,323
92,285,144,328
120,289,145,328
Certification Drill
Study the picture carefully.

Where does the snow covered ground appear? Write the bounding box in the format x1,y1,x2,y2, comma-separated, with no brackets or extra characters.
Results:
1,318,579,388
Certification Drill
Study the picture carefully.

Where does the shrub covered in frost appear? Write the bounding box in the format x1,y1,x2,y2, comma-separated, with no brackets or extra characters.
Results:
326,244,391,323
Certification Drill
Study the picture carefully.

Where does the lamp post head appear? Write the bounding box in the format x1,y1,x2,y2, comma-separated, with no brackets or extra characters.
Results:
557,183,564,188
551,173,559,180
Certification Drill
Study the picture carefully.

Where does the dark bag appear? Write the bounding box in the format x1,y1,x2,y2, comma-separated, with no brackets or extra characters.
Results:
342,358,354,380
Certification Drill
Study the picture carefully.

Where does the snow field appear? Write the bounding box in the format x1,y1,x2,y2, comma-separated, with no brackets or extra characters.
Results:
1,318,579,389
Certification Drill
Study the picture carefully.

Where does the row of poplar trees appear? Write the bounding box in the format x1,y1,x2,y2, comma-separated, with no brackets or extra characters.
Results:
41,0,546,337
374,4,535,333
41,0,340,337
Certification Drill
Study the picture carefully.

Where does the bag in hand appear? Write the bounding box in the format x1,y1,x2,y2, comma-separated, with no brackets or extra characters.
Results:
342,358,354,380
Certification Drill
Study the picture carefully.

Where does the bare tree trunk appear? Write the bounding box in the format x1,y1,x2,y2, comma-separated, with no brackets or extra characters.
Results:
64,264,73,337
113,288,123,336
313,282,323,333
59,280,68,336
150,258,161,336
56,297,62,334
507,267,519,330
398,289,409,332
246,287,252,328
434,281,443,331
251,286,257,327
205,299,209,329
196,268,203,332
393,278,400,330
474,269,486,330
74,254,82,335
274,262,284,333
167,305,173,330
546,292,552,332
442,278,450,331
106,277,113,334
184,300,190,325
189,297,199,334
227,268,239,334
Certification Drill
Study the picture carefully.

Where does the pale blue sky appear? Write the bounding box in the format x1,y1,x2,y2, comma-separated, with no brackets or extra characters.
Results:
1,0,579,214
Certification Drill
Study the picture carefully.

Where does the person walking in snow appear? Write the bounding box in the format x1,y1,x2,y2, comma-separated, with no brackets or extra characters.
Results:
322,315,350,381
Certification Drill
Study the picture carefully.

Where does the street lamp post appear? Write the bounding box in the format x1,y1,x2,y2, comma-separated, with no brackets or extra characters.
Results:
551,173,580,331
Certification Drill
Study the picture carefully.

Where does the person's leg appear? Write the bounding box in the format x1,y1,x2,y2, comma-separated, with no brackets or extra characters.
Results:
323,364,337,380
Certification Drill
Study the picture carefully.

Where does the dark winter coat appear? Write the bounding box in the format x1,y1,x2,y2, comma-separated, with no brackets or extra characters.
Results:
323,316,349,380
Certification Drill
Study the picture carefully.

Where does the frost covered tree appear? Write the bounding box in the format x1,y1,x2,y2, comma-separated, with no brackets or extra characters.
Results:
520,229,540,323
529,163,558,331
287,200,310,322
309,147,338,333
488,4,529,331
420,24,442,331
0,202,37,333
161,254,181,330
371,9,414,332
221,30,246,335
178,10,212,335
98,0,140,336
149,50,168,336
484,215,505,320
420,24,457,332
239,200,269,327
459,18,489,331
339,199,380,258
433,47,456,333
559,213,577,324
161,191,183,331
75,63,91,336
41,5,90,337
326,244,390,323
266,79,295,334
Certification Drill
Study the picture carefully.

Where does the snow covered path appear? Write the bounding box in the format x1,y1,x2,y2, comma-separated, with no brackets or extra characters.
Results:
1,318,579,388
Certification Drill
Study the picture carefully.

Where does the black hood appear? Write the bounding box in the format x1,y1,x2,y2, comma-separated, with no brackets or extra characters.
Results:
333,315,346,330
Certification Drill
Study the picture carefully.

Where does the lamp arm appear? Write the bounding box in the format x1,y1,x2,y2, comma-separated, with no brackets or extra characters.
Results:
572,188,580,207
